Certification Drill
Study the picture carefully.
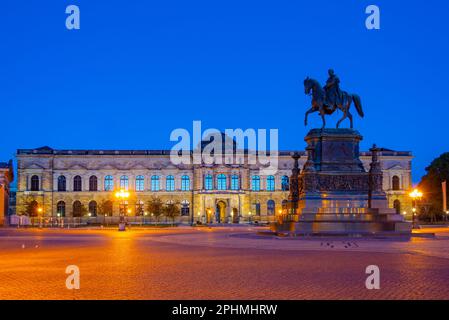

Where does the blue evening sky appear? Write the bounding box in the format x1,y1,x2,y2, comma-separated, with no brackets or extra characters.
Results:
1,0,448,183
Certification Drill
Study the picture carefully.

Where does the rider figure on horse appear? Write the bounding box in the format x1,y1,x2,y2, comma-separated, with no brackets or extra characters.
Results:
324,69,342,112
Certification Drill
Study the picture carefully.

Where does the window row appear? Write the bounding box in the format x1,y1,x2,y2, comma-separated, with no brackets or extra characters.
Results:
29,174,290,192
55,200,190,217
252,199,289,216
203,175,289,191
52,175,191,192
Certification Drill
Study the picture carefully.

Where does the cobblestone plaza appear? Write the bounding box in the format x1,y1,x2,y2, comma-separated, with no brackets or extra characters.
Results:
1,226,448,300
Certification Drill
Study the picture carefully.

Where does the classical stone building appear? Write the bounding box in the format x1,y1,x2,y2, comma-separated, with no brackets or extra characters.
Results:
0,160,14,224
15,145,413,223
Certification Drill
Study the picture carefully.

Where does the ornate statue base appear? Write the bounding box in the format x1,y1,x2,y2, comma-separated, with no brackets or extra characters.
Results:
273,129,411,236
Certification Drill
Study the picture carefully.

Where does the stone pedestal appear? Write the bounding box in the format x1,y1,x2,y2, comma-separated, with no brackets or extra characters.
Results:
274,129,411,236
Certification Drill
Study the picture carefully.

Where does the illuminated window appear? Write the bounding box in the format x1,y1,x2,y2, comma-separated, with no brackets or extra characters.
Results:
151,175,160,191
104,175,114,191
266,175,275,191
181,175,190,191
73,176,82,192
231,175,239,190
166,175,175,191
120,175,129,190
204,175,213,190
181,200,190,216
251,176,260,191
135,175,145,191
217,174,227,190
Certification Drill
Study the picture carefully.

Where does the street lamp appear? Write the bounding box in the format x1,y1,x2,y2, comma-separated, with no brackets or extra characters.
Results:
115,189,130,231
248,211,252,224
409,188,423,229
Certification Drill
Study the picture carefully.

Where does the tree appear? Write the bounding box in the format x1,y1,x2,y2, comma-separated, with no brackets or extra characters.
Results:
146,196,164,224
97,199,113,216
20,196,39,217
164,201,180,226
418,152,449,220
135,201,144,216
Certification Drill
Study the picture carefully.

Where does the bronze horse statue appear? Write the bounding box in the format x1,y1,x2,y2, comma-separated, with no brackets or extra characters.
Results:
303,77,364,129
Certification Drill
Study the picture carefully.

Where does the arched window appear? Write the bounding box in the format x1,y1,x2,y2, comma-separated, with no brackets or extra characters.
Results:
73,200,83,217
29,200,39,217
166,175,175,191
104,200,113,216
104,175,114,191
73,176,82,192
266,176,275,191
392,176,400,191
120,175,129,190
393,199,401,214
88,201,97,216
89,176,98,191
267,200,275,215
57,201,66,217
282,199,288,210
231,175,239,190
135,200,144,216
281,176,290,191
135,175,145,191
30,175,39,191
251,176,260,191
57,176,66,192
151,175,160,191
181,200,190,216
181,175,190,191
217,174,227,190
204,174,213,190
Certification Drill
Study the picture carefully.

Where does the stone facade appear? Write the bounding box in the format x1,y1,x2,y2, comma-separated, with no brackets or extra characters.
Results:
15,146,413,223
0,160,14,224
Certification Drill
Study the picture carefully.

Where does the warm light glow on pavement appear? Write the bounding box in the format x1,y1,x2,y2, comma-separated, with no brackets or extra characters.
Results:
0,227,448,299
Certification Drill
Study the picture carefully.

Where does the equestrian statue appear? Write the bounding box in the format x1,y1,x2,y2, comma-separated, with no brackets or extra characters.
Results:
303,69,364,129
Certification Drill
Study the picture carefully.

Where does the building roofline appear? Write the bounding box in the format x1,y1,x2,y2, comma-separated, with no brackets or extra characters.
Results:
16,148,412,157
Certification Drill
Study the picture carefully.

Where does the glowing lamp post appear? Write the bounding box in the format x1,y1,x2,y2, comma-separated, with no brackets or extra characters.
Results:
115,189,130,231
37,207,43,228
409,189,423,229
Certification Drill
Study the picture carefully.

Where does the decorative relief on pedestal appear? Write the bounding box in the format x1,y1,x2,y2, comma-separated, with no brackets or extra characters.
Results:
298,173,369,195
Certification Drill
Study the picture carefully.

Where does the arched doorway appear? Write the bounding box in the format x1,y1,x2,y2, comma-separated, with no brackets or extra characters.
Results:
216,201,227,223
393,199,401,214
